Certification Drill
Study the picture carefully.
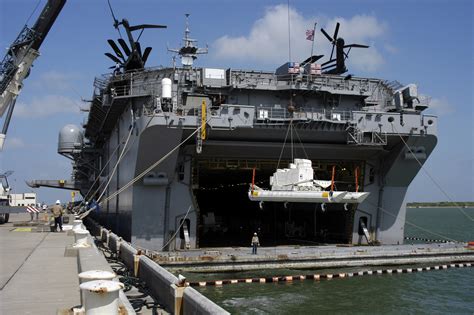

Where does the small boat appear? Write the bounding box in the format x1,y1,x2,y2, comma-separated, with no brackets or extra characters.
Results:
248,159,369,204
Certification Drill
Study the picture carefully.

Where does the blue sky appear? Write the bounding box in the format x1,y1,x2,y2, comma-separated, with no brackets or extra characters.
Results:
0,0,472,204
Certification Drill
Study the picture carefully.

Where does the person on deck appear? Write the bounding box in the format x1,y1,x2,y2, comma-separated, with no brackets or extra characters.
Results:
113,62,121,75
251,232,260,254
51,200,64,232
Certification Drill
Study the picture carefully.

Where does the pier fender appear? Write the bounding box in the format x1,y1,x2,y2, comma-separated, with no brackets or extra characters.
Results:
134,250,142,277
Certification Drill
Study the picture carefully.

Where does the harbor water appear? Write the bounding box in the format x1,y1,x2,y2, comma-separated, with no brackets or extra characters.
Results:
193,207,474,314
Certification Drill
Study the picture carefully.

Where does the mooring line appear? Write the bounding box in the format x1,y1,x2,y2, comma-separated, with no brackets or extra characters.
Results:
186,262,473,287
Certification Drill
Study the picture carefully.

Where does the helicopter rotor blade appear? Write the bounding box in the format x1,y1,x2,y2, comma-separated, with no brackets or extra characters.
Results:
107,40,125,60
321,28,334,43
344,44,369,48
129,24,167,32
321,59,336,66
136,42,142,58
333,22,340,40
105,52,122,64
300,55,324,66
330,43,335,60
321,64,336,70
118,38,131,56
142,47,152,64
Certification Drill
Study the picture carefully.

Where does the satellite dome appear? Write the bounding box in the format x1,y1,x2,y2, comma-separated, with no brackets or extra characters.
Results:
58,124,83,154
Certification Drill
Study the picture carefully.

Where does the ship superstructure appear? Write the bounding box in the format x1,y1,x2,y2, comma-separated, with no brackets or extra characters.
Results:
36,16,437,250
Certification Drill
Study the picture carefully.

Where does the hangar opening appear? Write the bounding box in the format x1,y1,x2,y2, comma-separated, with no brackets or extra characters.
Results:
192,158,365,248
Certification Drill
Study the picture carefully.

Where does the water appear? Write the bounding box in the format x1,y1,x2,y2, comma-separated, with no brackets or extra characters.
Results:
405,207,474,242
193,208,474,314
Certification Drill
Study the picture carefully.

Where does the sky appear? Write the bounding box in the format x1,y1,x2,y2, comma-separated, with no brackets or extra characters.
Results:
0,0,472,204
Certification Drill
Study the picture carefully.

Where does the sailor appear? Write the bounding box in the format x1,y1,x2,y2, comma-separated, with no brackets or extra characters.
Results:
89,199,100,213
113,62,121,75
251,232,260,255
51,200,64,232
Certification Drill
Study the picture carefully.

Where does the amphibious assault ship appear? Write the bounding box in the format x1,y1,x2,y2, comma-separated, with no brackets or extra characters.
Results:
31,17,437,251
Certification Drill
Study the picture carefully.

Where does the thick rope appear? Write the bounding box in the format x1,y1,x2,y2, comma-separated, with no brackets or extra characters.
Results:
101,119,207,204
392,123,474,222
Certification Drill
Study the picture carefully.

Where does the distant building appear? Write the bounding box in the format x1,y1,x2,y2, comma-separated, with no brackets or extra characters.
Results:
9,193,37,206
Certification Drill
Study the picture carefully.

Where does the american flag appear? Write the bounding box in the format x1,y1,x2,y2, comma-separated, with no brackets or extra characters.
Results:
306,29,315,41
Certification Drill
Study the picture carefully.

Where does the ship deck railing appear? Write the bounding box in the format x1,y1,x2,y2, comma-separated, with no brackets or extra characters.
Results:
253,105,353,123
143,102,355,126
228,69,386,96
94,67,391,103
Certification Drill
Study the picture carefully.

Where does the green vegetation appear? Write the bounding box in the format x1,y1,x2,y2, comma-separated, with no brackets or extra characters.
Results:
407,202,474,208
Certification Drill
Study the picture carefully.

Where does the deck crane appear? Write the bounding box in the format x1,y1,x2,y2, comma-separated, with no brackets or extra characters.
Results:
0,0,66,151
0,0,66,223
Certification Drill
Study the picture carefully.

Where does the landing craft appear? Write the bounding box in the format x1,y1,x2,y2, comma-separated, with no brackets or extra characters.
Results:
248,159,370,205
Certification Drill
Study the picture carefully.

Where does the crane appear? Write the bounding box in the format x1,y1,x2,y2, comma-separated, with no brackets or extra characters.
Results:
0,0,66,223
0,0,66,151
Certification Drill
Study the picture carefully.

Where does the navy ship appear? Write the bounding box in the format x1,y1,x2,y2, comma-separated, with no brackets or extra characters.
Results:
31,16,437,251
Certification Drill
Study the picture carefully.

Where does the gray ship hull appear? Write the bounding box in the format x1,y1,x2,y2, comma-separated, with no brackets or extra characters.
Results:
51,66,437,251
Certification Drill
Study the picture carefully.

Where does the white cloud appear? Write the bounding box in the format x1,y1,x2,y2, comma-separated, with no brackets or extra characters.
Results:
384,43,398,54
213,5,389,73
14,95,80,118
3,137,25,150
427,97,454,115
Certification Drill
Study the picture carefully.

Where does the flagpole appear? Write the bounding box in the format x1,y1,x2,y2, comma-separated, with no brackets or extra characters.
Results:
310,22,317,57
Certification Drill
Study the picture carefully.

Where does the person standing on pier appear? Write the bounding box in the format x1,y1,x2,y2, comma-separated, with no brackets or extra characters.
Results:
251,232,260,254
51,200,64,232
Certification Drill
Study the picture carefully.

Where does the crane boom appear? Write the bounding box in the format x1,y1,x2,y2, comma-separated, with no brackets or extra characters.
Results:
0,0,66,151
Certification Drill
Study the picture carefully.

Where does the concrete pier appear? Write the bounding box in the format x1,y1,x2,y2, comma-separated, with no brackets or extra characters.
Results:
0,213,80,314
151,243,474,272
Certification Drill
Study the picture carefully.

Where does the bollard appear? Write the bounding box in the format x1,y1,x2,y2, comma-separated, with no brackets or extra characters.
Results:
80,280,123,315
74,229,90,248
79,270,116,282
78,270,117,306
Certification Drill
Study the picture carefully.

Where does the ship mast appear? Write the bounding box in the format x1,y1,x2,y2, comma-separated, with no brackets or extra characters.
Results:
168,14,208,68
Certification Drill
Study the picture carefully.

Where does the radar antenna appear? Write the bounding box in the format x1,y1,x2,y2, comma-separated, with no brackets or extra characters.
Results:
168,14,208,67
